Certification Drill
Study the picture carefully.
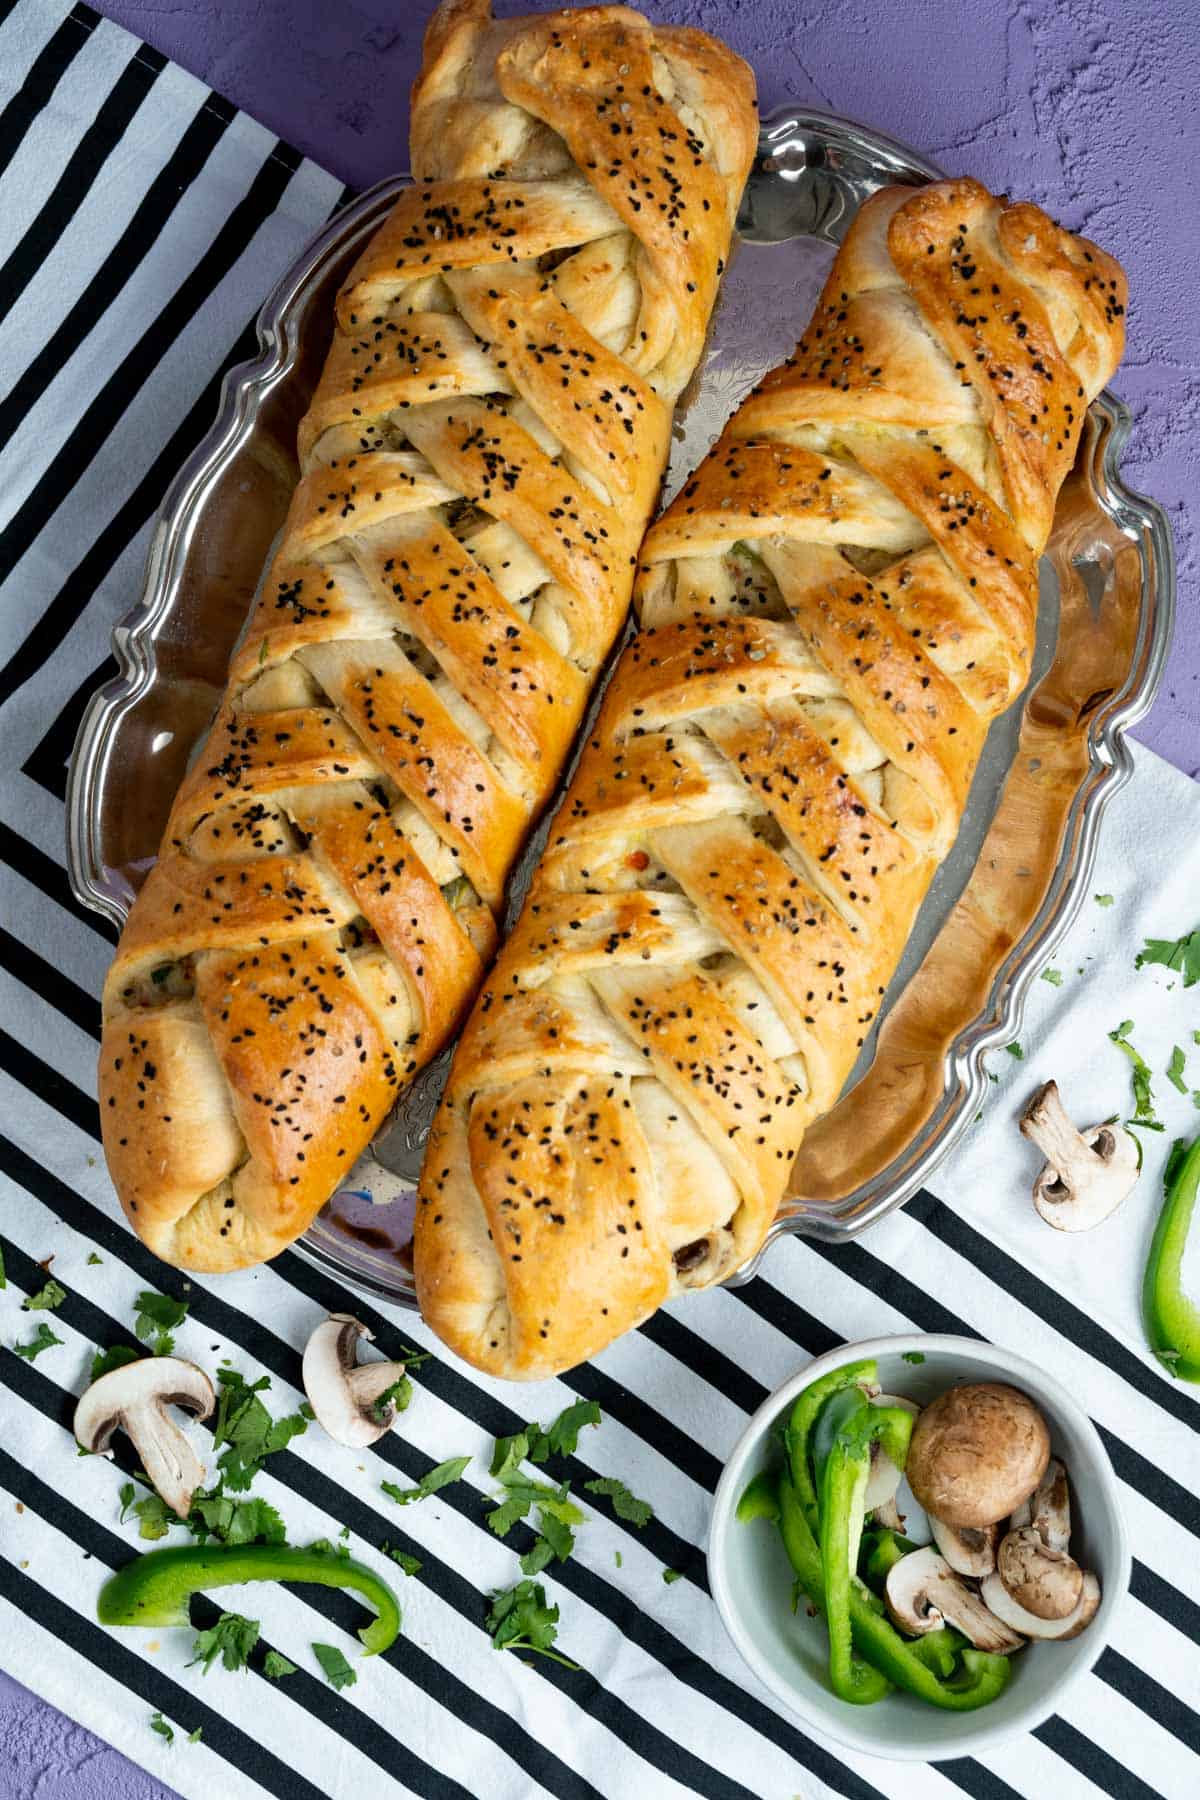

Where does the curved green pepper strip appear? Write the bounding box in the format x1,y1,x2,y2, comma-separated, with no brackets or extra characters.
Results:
1143,1131,1200,1383
908,1627,967,1679
785,1359,878,1519
97,1544,401,1655
777,1476,1010,1711
778,1472,891,1704
814,1389,914,1707
736,1469,781,1524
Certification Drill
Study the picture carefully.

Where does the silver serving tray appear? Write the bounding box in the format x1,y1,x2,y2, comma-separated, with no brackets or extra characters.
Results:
67,110,1174,1309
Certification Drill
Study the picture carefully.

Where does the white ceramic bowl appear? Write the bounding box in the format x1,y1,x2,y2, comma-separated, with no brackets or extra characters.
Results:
708,1333,1129,1762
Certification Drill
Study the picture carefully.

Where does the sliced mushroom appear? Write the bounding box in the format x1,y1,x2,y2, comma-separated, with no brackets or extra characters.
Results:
1029,1458,1071,1552
302,1314,409,1448
864,1393,920,1511
981,1568,1100,1640
1021,1081,1139,1231
929,1515,999,1578
74,1356,214,1518
885,1546,1025,1653
997,1526,1083,1620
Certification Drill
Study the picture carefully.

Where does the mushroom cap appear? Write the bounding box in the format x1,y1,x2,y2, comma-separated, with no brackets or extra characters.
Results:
981,1568,1100,1640
906,1383,1050,1528
73,1355,215,1453
997,1526,1083,1620
73,1356,215,1519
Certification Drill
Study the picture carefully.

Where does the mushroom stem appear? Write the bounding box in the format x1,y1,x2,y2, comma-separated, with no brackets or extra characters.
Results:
1021,1081,1139,1231
884,1546,1025,1653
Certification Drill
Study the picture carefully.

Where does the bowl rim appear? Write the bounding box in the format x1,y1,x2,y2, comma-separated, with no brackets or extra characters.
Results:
707,1332,1130,1763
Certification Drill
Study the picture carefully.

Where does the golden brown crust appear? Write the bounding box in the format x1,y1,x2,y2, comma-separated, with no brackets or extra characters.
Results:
416,176,1127,1378
99,2,756,1273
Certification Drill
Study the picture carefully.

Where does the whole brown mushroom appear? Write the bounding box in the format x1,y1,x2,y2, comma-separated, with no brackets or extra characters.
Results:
906,1383,1050,1529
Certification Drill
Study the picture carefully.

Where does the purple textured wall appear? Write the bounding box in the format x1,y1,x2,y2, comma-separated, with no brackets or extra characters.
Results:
86,0,1200,775
8,4,1197,1798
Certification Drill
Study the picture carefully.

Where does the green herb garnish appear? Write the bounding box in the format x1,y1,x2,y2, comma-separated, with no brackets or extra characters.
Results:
371,1374,412,1423
662,1568,683,1584
381,1455,470,1507
1110,1020,1162,1130
133,1290,188,1356
381,1544,422,1576
149,1712,174,1744
1136,925,1200,988
1041,968,1063,987
90,1343,141,1382
24,1278,66,1312
901,1350,926,1365
312,1642,357,1690
1005,1042,1025,1060
12,1324,62,1362
212,1368,308,1491
189,1611,260,1674
1168,1046,1189,1095
1095,893,1114,907
583,1476,652,1528
486,1580,578,1668
263,1650,297,1680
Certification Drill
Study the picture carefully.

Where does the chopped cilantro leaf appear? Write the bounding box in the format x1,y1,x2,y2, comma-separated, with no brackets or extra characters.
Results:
1110,1020,1161,1128
1168,1046,1188,1094
23,1278,66,1312
12,1324,62,1361
614,1551,623,1568
1005,1042,1025,1060
1040,968,1063,987
212,1367,307,1491
0,1243,5,1287
531,1399,602,1462
312,1643,356,1690
149,1712,174,1745
381,1454,470,1507
371,1374,412,1423
87,1252,102,1266
662,1568,683,1584
187,1727,202,1744
490,1428,531,1484
189,1612,260,1675
90,1343,140,1382
901,1350,926,1364
133,1290,188,1357
381,1544,422,1576
263,1650,297,1680
519,1538,554,1577
487,1478,584,1538
129,1491,175,1541
1136,926,1200,988
118,1482,136,1521
583,1477,652,1528
1095,893,1114,907
188,1492,287,1547
486,1580,578,1668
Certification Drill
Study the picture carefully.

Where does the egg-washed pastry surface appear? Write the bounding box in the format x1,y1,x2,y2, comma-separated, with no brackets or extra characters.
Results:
416,176,1127,1377
98,0,757,1272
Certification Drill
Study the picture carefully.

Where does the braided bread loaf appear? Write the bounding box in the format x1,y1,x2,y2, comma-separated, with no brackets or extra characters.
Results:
416,177,1127,1378
99,0,757,1272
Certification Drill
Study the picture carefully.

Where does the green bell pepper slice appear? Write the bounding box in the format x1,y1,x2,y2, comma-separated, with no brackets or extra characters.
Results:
1143,1131,1200,1383
861,1527,919,1593
736,1469,781,1524
785,1358,878,1519
777,1475,1010,1711
813,1387,915,1706
97,1543,401,1654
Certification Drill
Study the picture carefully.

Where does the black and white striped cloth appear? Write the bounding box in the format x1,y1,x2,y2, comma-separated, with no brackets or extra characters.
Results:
1,3,1197,1796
